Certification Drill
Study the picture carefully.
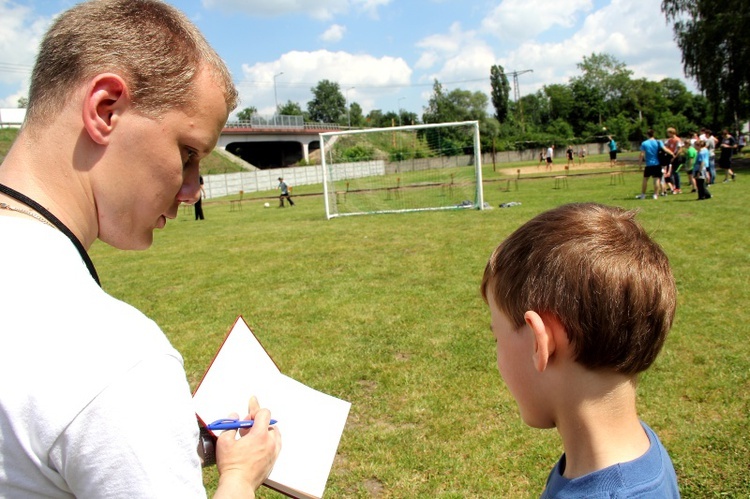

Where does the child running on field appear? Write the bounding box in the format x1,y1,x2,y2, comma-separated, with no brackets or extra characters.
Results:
481,203,679,497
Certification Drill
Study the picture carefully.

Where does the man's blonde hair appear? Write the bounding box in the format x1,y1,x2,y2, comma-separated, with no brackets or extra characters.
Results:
481,203,676,376
26,0,238,126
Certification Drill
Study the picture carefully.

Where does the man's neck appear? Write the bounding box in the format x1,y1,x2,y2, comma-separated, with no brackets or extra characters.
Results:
0,128,98,249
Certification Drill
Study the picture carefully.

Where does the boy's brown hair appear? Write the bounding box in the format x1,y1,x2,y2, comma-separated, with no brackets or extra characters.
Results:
26,0,238,127
481,203,676,376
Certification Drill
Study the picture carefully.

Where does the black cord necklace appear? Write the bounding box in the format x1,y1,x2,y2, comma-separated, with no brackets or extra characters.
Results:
0,182,101,287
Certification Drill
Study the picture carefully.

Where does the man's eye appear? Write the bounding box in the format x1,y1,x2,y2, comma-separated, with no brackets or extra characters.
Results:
184,150,198,167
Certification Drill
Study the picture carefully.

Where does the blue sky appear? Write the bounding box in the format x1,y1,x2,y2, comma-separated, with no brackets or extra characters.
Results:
0,0,695,120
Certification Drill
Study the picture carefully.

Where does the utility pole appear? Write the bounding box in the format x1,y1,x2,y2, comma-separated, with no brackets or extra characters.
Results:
509,69,533,133
273,72,283,125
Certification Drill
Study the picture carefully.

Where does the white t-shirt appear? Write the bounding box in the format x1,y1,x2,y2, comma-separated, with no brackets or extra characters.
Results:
0,218,206,497
705,136,716,158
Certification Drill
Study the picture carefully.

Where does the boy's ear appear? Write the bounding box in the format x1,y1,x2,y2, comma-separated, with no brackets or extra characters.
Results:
81,74,129,145
524,311,564,373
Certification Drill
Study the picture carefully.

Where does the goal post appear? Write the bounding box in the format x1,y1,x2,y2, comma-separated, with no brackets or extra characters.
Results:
321,121,484,219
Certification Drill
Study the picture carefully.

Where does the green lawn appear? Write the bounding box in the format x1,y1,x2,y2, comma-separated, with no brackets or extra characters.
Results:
90,161,749,497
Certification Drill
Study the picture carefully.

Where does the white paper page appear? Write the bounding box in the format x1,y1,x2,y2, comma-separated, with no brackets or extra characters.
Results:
193,319,280,423
259,374,351,498
193,318,351,498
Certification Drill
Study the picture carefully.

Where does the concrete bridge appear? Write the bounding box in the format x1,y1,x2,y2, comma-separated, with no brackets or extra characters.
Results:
218,116,342,169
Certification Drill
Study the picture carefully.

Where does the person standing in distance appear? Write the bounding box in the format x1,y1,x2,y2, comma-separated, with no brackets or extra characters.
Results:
719,128,737,182
608,135,618,167
195,175,206,220
278,177,295,207
0,1,280,497
637,129,674,199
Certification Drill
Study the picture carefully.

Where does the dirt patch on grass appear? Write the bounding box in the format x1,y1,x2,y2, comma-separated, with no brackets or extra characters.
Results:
502,160,619,176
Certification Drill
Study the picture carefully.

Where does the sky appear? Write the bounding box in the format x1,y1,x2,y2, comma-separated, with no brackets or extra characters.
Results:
0,0,695,120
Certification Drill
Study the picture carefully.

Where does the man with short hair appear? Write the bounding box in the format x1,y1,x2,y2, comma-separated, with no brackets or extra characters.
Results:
0,1,280,496
637,129,674,199
704,129,717,184
719,129,737,182
278,177,295,207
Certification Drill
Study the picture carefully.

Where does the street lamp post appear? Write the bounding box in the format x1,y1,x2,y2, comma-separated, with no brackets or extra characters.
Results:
346,87,355,128
273,72,283,122
398,97,405,126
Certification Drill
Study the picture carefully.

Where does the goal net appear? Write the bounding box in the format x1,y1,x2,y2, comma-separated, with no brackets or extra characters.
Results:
321,121,484,219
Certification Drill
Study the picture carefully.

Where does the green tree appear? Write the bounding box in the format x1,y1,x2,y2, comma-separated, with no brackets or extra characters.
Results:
571,53,634,123
490,65,511,124
307,80,346,123
236,106,257,122
544,84,575,123
421,80,487,154
277,100,304,116
659,78,692,116
422,80,447,124
662,0,750,126
569,79,604,136
348,102,365,127
398,110,419,127
423,80,489,124
366,109,385,127
17,97,28,108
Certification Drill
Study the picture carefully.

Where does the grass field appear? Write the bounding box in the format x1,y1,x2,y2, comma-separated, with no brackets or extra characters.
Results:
88,157,749,498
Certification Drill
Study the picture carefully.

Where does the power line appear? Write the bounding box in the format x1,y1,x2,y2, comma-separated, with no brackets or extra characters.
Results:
0,62,33,75
235,77,489,90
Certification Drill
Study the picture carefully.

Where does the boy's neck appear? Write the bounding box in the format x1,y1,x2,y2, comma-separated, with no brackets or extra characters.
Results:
554,375,649,479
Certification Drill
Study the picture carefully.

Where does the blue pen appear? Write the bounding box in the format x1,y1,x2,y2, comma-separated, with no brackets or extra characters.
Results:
206,418,278,431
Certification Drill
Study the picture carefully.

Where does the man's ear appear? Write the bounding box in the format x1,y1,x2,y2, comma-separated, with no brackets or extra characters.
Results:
81,74,128,145
524,311,560,373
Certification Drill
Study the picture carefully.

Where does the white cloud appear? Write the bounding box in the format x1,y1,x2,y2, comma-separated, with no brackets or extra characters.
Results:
412,0,694,102
320,24,346,43
203,0,391,20
203,0,349,20
496,0,692,93
481,0,593,41
352,0,393,19
415,22,472,70
238,50,412,114
0,1,51,106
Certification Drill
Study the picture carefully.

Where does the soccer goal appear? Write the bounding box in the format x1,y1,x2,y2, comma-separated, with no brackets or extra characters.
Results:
321,121,484,219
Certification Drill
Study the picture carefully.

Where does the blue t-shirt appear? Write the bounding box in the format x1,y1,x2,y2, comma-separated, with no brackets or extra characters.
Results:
640,138,663,167
540,422,680,498
694,149,709,176
609,139,617,152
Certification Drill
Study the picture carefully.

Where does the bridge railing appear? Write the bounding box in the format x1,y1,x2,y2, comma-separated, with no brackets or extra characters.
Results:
224,114,343,131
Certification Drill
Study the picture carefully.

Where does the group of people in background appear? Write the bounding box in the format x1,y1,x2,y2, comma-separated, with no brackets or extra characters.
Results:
637,127,742,201
563,145,587,167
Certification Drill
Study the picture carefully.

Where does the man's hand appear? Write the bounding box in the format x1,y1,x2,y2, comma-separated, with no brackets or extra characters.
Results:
214,397,282,498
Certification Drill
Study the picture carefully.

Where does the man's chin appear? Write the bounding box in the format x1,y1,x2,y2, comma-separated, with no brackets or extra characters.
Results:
100,232,154,251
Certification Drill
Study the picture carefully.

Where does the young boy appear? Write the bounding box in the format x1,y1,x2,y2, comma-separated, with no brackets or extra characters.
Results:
481,203,679,497
693,140,712,200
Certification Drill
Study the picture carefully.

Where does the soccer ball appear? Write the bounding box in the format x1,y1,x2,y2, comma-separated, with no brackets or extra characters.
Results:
264,202,270,208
